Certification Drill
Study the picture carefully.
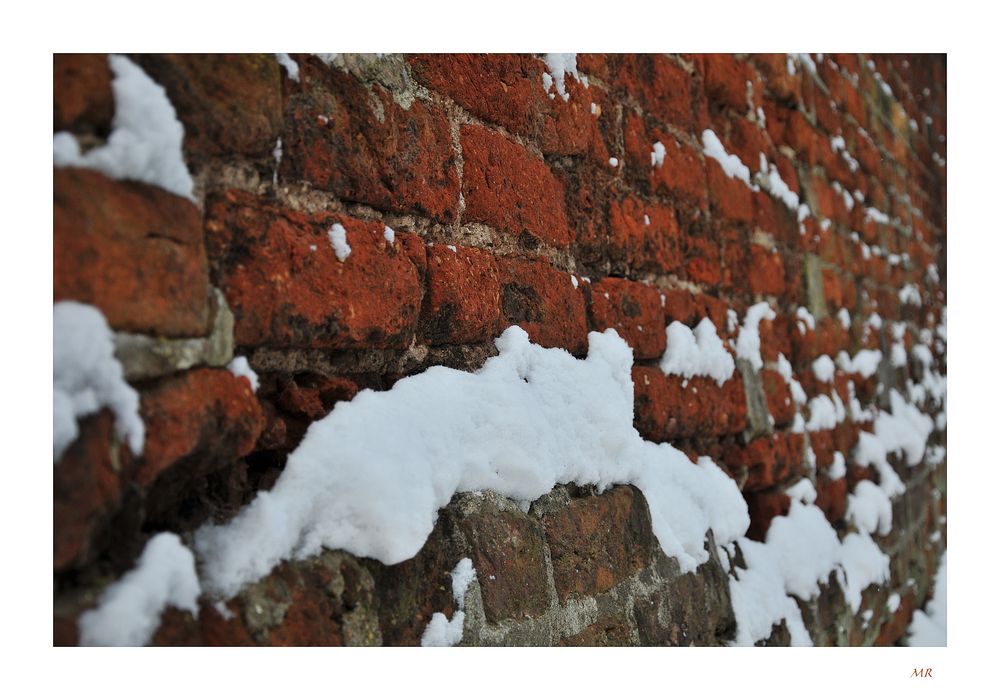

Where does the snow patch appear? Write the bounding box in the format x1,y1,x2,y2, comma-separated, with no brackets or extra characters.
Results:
53,55,194,199
54,302,144,462
328,223,351,261
78,533,200,646
195,327,750,599
736,302,775,371
659,318,735,386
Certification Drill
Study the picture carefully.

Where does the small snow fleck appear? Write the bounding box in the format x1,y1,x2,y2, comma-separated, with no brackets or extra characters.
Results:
651,141,666,168
447,245,457,253
328,223,351,261
570,275,579,289
227,356,259,392
383,225,395,244
644,214,650,226
275,53,300,82
609,157,619,167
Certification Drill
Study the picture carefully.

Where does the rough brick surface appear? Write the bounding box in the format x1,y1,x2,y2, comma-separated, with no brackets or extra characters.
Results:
461,124,572,247
54,168,210,337
587,278,666,360
205,191,425,349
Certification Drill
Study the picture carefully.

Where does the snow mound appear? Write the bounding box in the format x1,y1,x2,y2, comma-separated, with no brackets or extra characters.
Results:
195,326,749,598
53,54,194,200
659,318,735,386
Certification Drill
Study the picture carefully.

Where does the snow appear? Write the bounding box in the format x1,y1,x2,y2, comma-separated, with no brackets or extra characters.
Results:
806,394,842,432
887,592,901,613
837,532,889,614
570,275,579,289
53,55,194,200
736,302,775,371
853,389,933,498
420,611,465,647
899,283,922,307
543,53,579,101
54,302,144,462
421,557,476,647
78,533,200,646
812,355,835,383
846,480,892,536
650,141,665,168
786,479,817,505
275,53,300,82
837,349,882,378
608,157,619,168
659,318,735,386
829,451,847,479
732,499,881,647
702,129,753,186
756,156,799,211
328,223,351,261
776,353,807,405
891,342,907,368
837,308,851,329
195,326,750,599
864,207,890,225
227,356,259,393
383,225,395,244
271,137,283,188
795,307,816,334
868,313,883,330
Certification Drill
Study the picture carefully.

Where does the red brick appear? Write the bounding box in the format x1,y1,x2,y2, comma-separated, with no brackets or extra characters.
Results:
762,368,795,427
697,54,752,112
632,367,746,442
623,113,708,208
543,486,654,602
758,314,792,364
722,432,805,492
406,54,609,160
588,278,667,360
461,124,572,248
815,476,847,525
54,168,210,337
707,159,754,224
496,256,588,354
54,412,129,571
134,54,282,162
607,196,682,275
205,190,425,349
282,64,459,221
683,233,722,288
661,289,729,332
749,54,802,105
612,55,694,131
54,54,113,133
728,116,775,173
420,245,503,345
745,489,791,541
459,510,550,622
137,369,265,524
748,243,787,296
782,109,817,165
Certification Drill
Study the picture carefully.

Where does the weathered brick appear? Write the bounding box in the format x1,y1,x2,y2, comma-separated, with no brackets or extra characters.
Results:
612,55,694,131
748,243,787,296
54,53,113,133
623,113,707,208
745,489,791,541
460,510,550,622
543,486,655,602
205,191,425,349
282,64,459,221
496,256,588,354
707,159,754,224
136,368,265,511
133,54,282,162
54,168,210,337
722,433,804,492
54,412,129,571
420,245,503,345
607,195,682,275
632,367,746,442
815,475,847,525
696,54,752,113
406,53,609,160
588,278,666,360
558,617,633,646
461,124,572,247
761,368,795,427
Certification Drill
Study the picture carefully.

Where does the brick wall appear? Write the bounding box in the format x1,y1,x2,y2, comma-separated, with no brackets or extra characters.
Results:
53,53,947,646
